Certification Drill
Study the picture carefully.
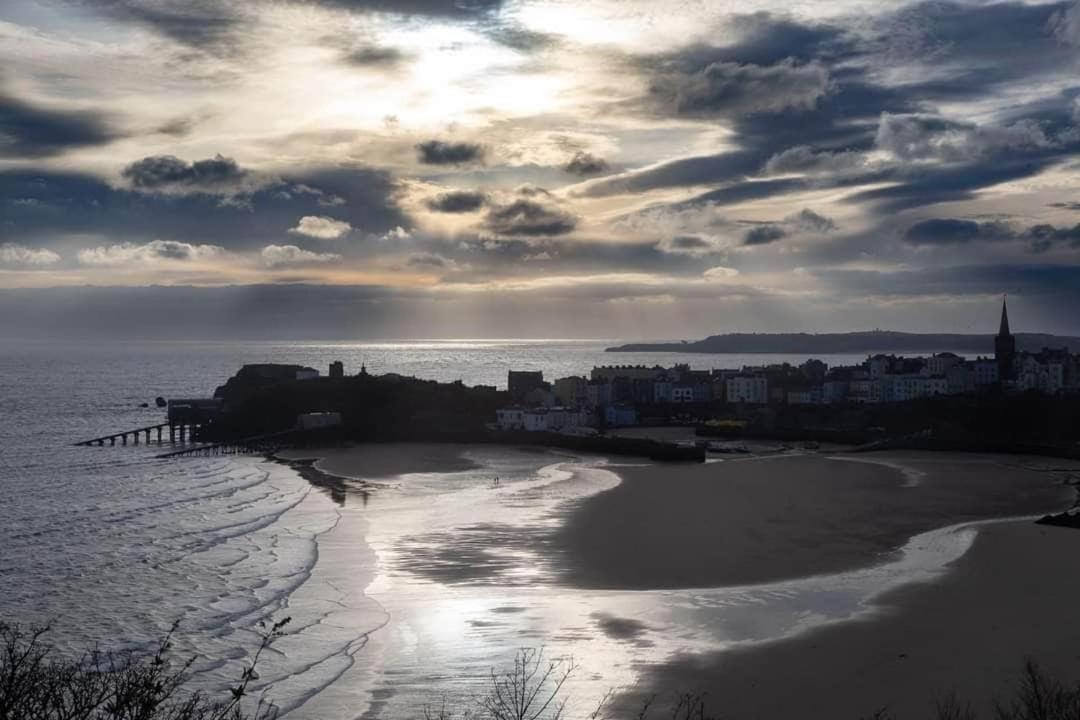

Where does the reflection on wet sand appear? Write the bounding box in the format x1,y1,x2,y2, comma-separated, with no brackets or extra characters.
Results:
270,444,1079,720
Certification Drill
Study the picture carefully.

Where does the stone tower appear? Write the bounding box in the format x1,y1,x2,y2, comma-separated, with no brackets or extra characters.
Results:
994,297,1015,382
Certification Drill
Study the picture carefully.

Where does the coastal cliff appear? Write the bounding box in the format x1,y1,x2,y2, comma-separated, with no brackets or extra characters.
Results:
607,331,1080,354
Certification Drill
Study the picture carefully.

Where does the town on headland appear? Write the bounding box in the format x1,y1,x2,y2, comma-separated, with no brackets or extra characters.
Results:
80,298,1080,468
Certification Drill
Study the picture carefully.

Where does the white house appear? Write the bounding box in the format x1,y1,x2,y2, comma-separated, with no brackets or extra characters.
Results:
495,407,525,430
973,359,999,386
672,385,695,403
926,352,963,377
523,409,550,432
822,380,850,404
849,379,884,403
726,375,768,404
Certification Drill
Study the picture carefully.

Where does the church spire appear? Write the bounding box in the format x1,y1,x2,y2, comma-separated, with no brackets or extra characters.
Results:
998,296,1011,337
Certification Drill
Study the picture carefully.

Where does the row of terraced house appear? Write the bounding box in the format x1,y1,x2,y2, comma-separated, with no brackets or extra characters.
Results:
493,300,1080,431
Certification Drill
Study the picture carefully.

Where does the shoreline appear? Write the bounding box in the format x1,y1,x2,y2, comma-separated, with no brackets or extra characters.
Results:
552,451,1078,590
625,518,1080,719
255,443,1080,719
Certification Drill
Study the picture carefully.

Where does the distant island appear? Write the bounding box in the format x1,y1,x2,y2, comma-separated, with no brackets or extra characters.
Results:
607,331,1080,355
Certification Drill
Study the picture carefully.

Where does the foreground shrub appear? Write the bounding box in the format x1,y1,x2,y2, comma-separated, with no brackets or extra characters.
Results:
0,619,288,720
4,626,1080,720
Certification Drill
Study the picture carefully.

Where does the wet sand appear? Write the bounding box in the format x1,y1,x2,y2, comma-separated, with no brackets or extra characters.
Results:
555,452,1076,589
630,520,1080,719
278,442,481,479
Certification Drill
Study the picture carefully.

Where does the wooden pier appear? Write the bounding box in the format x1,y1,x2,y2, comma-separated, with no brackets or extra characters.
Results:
74,422,205,447
154,429,299,459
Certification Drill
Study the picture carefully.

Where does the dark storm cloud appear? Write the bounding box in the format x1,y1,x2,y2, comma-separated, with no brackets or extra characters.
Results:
416,140,486,165
583,74,906,198
903,218,1080,252
1048,202,1080,211
848,152,1067,212
426,190,487,213
482,199,576,236
903,218,1005,246
0,93,117,158
589,2,1080,213
743,225,786,246
563,151,609,176
880,1,1079,86
0,165,406,251
646,58,831,119
1024,223,1080,253
121,154,246,189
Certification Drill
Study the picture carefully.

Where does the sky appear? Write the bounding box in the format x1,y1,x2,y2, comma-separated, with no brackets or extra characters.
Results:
2,0,1080,339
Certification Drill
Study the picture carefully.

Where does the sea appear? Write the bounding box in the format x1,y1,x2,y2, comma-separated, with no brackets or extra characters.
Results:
0,339,980,719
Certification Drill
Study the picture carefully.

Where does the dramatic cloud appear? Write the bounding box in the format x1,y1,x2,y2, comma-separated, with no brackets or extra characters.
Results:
406,252,463,271
647,59,830,119
416,140,485,165
261,244,341,268
564,151,609,176
1024,223,1080,252
0,244,61,266
309,0,504,17
875,114,1052,163
122,155,247,191
5,0,1080,334
743,225,787,246
426,190,487,213
289,215,353,239
0,166,407,251
343,44,408,67
483,199,577,237
76,0,243,50
0,93,117,157
903,218,1080,252
764,146,865,175
77,240,224,266
903,219,1002,246
787,208,836,233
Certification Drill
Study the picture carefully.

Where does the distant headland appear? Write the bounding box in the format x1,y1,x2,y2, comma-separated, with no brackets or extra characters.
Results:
607,331,1080,355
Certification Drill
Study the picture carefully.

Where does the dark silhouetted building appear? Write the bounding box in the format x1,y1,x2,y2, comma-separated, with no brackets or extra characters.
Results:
329,360,344,378
995,297,1015,382
508,370,546,403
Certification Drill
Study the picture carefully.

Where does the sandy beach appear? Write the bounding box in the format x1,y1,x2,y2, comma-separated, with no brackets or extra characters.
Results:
554,451,1077,589
629,520,1080,719
270,442,1080,718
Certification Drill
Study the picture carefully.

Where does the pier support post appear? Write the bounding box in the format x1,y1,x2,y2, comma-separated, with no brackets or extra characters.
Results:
156,427,162,443
170,425,175,443
122,434,127,445
110,437,115,446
